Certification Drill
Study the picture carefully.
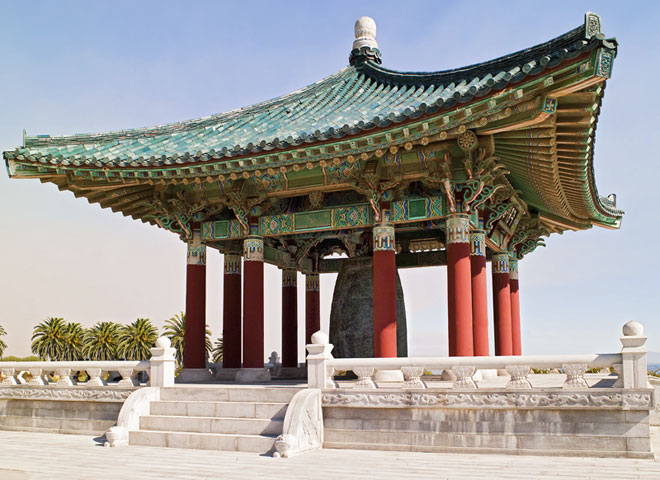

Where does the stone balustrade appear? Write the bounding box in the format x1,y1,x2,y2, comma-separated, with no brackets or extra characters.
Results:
0,337,176,394
0,360,150,387
306,321,650,391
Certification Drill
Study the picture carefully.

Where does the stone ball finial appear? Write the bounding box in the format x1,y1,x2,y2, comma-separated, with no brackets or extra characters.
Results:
353,16,378,51
311,330,329,345
622,320,643,337
156,336,171,349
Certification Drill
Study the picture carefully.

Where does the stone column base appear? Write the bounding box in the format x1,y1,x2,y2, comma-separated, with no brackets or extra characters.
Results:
214,367,240,380
278,367,307,379
374,369,405,382
235,368,271,383
176,368,212,383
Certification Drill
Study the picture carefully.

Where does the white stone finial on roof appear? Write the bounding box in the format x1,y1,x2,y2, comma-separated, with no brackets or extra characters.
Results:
353,16,378,50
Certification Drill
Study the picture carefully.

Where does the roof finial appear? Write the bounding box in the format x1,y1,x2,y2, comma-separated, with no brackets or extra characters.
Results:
349,17,382,65
584,12,602,39
353,17,377,50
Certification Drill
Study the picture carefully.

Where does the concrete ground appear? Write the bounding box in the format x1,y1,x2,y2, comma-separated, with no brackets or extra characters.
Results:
0,430,658,480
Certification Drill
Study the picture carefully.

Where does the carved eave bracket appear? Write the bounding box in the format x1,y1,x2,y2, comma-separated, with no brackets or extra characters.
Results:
221,180,269,234
507,216,551,258
144,191,209,241
354,159,401,222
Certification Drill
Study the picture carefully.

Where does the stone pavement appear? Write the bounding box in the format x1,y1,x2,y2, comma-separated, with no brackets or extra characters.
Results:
0,430,659,480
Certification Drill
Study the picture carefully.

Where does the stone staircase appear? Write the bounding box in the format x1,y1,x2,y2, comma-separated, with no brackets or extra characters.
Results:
129,386,301,453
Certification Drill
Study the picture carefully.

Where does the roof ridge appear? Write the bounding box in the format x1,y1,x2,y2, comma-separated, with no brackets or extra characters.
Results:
357,24,589,84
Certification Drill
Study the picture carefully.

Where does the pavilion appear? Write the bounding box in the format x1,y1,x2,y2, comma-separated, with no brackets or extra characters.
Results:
3,13,622,381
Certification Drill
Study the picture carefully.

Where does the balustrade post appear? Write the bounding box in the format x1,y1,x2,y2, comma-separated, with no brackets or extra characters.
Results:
562,364,588,388
505,365,532,389
306,331,334,389
401,367,426,389
620,321,649,389
1,368,18,385
354,367,377,389
117,368,139,387
28,368,46,386
55,368,74,386
451,365,478,388
150,336,177,387
86,368,106,386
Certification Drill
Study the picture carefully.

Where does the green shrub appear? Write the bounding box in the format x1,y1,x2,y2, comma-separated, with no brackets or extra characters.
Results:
0,355,40,362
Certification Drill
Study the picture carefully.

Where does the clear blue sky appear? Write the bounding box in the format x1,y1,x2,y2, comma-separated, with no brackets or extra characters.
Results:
1,1,658,360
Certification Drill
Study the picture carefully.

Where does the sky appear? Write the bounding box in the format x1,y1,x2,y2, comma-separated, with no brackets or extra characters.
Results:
1,1,658,361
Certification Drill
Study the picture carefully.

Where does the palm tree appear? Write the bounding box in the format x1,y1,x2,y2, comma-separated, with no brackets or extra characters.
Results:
212,336,223,364
62,322,86,361
163,312,212,366
117,318,158,360
0,324,7,359
31,317,68,361
84,322,121,361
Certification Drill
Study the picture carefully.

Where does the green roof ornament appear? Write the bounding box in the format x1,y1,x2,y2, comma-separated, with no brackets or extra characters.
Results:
584,12,602,39
349,16,381,65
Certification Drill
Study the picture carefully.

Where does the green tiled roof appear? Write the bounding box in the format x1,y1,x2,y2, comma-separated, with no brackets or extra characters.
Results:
4,21,613,168
3,13,623,239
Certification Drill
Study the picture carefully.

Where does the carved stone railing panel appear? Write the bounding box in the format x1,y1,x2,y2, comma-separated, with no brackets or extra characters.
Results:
321,390,655,410
451,366,477,389
401,367,426,389
353,367,376,389
505,365,532,389
562,363,588,389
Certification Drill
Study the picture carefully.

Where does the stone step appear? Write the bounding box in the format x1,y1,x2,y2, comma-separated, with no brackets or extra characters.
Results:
129,430,277,453
140,415,283,436
149,400,287,419
159,386,300,403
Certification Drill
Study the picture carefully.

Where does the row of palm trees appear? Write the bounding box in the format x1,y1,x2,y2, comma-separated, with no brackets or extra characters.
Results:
27,314,222,366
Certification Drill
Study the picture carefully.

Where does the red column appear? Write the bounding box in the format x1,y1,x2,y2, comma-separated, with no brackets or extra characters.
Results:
470,229,489,356
222,254,242,369
242,236,264,368
492,252,513,356
305,274,320,346
509,256,521,355
446,214,474,356
183,229,207,369
281,268,298,368
373,224,397,357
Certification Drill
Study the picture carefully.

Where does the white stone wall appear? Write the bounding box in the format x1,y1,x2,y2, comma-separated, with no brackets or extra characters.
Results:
0,398,123,435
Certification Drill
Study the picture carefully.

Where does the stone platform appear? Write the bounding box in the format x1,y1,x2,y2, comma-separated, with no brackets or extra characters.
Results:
0,429,658,480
